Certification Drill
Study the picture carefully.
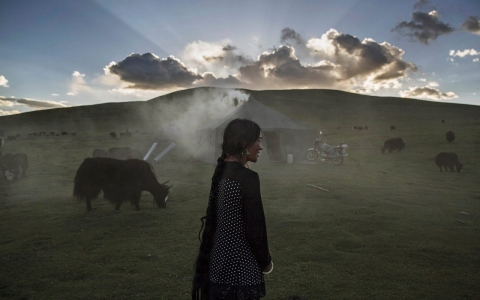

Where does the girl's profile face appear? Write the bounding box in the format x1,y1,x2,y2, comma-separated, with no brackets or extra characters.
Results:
246,133,263,163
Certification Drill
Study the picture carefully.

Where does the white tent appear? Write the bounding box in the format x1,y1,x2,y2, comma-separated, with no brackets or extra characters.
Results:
193,97,316,164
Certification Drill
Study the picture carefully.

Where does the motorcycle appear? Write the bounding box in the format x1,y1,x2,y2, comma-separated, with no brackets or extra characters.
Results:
305,135,348,165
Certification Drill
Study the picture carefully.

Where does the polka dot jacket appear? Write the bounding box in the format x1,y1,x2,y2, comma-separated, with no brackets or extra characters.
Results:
209,162,271,294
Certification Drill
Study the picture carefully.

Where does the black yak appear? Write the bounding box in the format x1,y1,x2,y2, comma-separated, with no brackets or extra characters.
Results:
435,152,463,172
0,152,29,180
381,138,405,153
110,132,117,138
73,157,172,211
446,131,455,143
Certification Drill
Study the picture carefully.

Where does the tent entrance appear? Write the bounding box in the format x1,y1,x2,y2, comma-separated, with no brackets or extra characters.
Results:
263,131,284,162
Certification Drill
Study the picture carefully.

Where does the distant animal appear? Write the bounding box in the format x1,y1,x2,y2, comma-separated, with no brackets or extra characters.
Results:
435,152,463,172
6,136,16,141
73,157,172,211
390,126,396,130
108,147,142,160
0,152,29,180
381,138,405,153
0,137,3,148
62,132,68,136
71,132,76,136
92,149,108,158
110,132,117,138
446,131,455,143
441,120,445,123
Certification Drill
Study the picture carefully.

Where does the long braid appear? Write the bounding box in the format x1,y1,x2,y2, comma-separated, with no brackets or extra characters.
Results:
192,151,227,299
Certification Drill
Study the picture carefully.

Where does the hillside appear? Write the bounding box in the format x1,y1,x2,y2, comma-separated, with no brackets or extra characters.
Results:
1,87,479,137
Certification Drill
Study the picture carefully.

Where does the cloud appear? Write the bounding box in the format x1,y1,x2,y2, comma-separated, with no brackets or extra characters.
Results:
67,71,93,96
399,86,458,100
0,76,9,87
180,40,253,78
306,29,416,92
104,29,416,95
280,27,305,45
0,109,21,116
0,95,68,109
392,10,454,44
237,45,339,89
449,48,479,57
461,16,480,35
108,53,203,90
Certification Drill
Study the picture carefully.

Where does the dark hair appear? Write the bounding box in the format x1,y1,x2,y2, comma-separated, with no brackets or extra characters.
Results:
191,118,261,299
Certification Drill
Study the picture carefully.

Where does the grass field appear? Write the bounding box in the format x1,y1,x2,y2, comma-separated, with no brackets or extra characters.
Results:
0,88,479,299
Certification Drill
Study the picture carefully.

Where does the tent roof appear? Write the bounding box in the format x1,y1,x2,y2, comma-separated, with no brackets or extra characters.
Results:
200,96,313,131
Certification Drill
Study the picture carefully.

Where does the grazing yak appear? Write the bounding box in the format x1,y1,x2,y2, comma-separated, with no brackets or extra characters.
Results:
435,152,463,172
446,131,455,143
0,137,3,148
381,138,406,153
73,157,172,211
110,132,117,138
0,152,29,180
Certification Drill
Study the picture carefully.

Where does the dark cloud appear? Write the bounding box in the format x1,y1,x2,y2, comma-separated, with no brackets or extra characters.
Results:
222,45,237,51
392,11,454,44
108,53,203,89
318,31,417,80
399,86,457,100
461,16,480,35
0,96,68,109
238,45,336,89
280,27,305,45
203,55,224,62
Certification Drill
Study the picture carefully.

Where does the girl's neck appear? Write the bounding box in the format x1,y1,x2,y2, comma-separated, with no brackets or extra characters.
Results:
225,155,249,168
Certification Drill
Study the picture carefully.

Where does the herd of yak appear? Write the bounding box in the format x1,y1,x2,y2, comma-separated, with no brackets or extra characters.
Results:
0,126,464,212
381,130,462,172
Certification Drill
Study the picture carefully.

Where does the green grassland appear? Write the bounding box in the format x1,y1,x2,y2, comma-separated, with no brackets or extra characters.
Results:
0,88,479,299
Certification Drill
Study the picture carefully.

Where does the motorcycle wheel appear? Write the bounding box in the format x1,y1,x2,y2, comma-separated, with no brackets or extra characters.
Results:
305,150,318,161
331,156,344,165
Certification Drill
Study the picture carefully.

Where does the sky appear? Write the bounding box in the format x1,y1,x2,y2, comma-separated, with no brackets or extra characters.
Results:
0,0,479,116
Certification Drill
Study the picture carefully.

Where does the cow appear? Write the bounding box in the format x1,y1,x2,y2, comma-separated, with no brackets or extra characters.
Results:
446,131,455,143
108,147,142,160
0,152,29,180
73,157,172,211
92,149,109,158
435,152,463,172
381,138,405,153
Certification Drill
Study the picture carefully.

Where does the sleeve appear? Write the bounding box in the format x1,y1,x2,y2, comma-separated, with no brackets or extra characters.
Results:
243,171,271,270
